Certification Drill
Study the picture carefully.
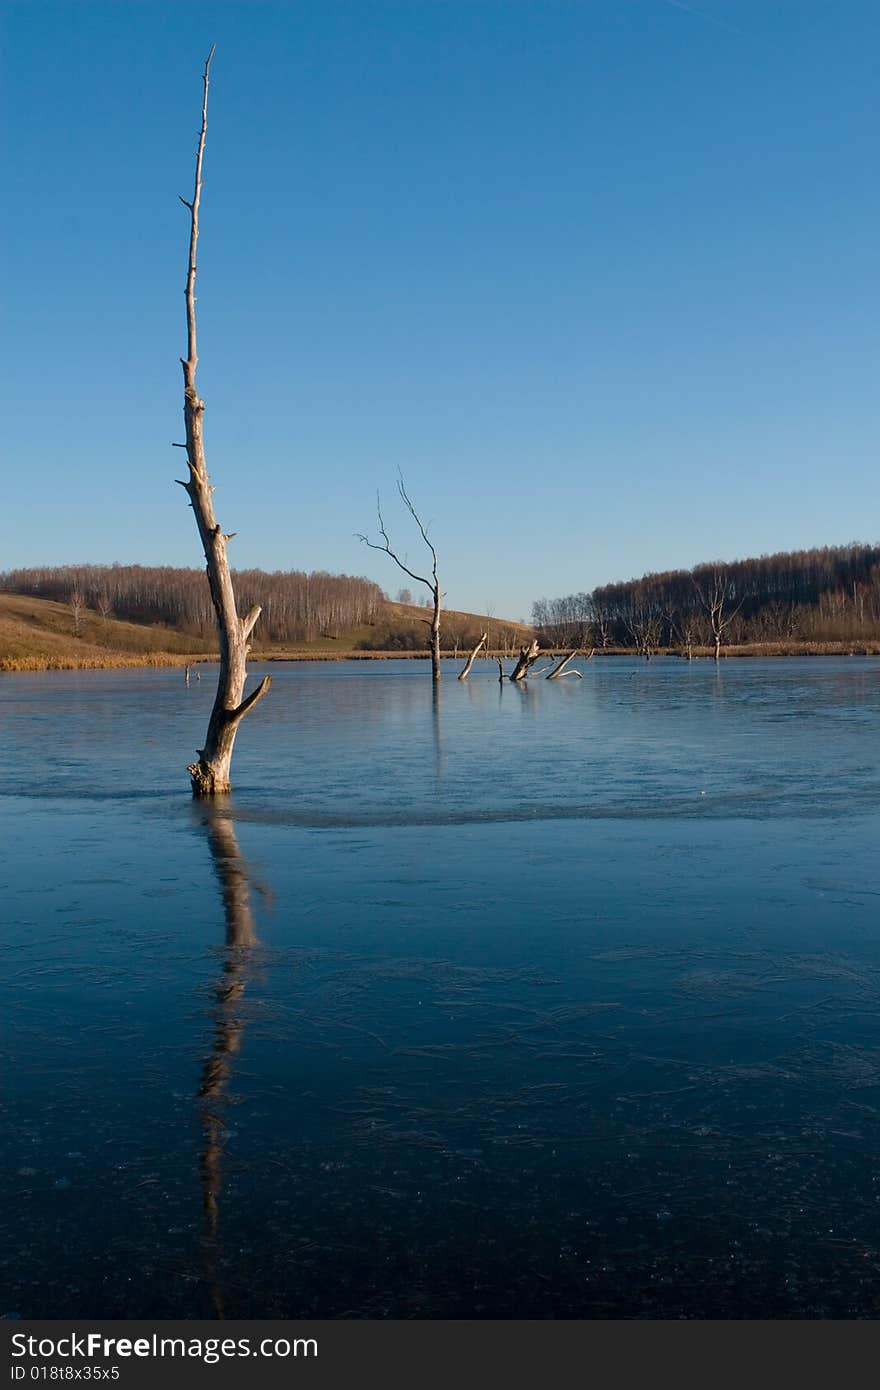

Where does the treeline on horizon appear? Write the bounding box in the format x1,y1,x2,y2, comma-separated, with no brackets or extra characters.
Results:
533,544,880,650
0,564,385,644
0,564,508,652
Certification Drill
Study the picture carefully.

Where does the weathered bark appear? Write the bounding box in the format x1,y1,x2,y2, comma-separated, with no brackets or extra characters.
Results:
496,656,506,682
509,639,541,681
458,632,487,680
177,49,270,794
546,649,585,680
429,596,441,683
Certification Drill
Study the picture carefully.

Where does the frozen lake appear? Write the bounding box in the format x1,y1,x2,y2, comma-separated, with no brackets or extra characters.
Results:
3,657,880,1317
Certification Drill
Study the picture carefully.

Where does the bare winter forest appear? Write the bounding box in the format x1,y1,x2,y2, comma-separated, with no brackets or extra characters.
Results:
0,565,384,644
5,542,880,661
533,544,880,655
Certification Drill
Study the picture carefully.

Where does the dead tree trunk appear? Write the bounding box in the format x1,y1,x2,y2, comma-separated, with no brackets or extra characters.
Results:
509,639,541,681
458,632,487,680
429,592,441,683
177,48,270,795
546,649,586,680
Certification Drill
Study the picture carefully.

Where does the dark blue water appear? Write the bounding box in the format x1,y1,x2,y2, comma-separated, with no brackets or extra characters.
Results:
3,658,880,1318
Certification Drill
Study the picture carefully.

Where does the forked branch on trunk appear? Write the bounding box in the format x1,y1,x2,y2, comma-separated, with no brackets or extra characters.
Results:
458,632,487,680
357,477,442,681
177,47,270,795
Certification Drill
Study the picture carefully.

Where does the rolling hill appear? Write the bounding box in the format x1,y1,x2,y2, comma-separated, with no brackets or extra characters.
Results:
0,592,533,670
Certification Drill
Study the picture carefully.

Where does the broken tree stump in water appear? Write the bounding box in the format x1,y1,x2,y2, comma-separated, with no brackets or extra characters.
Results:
546,649,592,680
458,632,488,680
509,640,541,682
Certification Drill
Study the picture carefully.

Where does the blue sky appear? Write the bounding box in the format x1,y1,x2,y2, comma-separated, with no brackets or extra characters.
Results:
1,1,877,620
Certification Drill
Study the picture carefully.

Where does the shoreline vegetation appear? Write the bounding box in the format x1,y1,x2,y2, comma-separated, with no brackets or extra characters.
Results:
4,546,880,671
534,543,880,655
0,588,531,673
4,642,880,673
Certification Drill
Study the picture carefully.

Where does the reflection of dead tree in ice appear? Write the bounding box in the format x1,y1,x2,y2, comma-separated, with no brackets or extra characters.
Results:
431,684,443,781
196,807,260,1317
458,632,487,681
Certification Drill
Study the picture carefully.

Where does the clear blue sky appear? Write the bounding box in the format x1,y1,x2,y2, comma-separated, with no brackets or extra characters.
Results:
2,1,877,621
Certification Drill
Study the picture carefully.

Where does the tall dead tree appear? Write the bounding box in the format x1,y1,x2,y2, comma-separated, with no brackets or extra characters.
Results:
176,48,270,794
693,565,744,663
358,478,442,681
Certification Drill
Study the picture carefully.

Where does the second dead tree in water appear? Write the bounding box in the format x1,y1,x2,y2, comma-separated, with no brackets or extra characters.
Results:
175,48,270,794
357,478,443,682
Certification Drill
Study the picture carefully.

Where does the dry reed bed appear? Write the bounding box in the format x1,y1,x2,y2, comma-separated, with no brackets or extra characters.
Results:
4,640,880,673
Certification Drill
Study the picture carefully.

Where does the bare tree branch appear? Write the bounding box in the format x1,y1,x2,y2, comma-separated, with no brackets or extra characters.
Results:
230,674,272,724
357,478,443,681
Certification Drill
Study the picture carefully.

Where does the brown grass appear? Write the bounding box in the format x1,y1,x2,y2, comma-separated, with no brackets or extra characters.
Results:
0,594,216,671
8,591,873,673
582,642,880,659
0,593,534,672
0,653,216,672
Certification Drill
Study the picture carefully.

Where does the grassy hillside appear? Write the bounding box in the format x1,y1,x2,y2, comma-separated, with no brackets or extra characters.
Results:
0,593,216,669
294,601,532,655
0,593,534,670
